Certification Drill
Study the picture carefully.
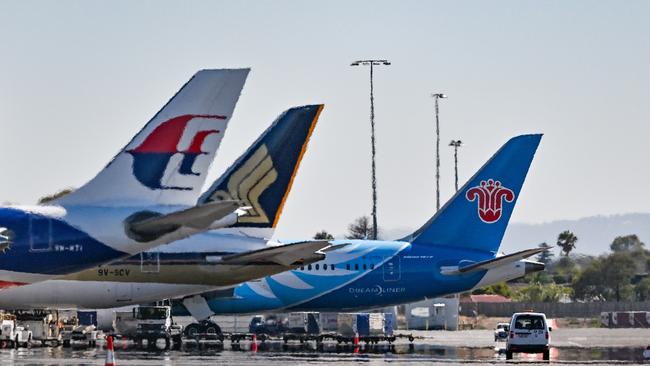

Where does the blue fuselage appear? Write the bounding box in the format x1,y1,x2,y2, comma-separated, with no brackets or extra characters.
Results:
199,240,493,314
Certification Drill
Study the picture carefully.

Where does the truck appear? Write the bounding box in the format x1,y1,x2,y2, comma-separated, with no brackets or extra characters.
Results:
114,306,182,349
15,311,62,347
0,314,32,348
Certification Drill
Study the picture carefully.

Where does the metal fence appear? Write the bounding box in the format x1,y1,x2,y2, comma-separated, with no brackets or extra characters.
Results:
460,301,650,318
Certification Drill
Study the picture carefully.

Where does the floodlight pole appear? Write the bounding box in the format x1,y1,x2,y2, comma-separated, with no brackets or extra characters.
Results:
351,59,390,240
432,93,447,211
449,140,463,192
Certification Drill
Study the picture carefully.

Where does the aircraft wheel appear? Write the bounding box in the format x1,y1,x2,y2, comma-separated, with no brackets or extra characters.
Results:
184,323,202,339
204,322,221,336
543,350,550,360
506,350,513,360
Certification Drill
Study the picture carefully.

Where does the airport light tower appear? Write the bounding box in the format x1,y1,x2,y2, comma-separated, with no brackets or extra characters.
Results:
449,140,463,192
351,59,390,240
432,93,447,211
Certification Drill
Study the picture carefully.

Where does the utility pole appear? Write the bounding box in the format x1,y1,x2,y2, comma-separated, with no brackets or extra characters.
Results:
449,140,463,192
351,59,390,240
432,93,447,210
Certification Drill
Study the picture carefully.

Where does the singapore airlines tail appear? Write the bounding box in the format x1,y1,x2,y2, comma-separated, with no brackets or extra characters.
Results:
200,104,324,238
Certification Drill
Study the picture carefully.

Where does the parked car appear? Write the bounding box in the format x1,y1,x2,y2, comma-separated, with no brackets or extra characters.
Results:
494,322,510,342
506,312,551,360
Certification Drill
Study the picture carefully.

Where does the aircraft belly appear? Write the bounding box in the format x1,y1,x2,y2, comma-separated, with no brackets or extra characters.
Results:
64,264,289,287
0,280,213,309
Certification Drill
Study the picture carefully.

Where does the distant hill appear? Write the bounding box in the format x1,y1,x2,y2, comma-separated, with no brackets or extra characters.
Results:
379,213,650,257
501,213,650,256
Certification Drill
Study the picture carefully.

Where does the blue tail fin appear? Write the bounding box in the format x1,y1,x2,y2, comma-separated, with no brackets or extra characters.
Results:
199,105,323,231
406,134,542,254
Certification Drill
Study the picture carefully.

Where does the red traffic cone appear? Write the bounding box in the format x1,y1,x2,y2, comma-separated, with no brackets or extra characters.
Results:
353,332,359,346
105,335,116,366
251,333,258,352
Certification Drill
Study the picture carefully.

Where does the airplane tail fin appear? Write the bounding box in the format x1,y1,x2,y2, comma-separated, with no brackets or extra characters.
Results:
199,105,323,237
405,134,542,254
57,69,249,207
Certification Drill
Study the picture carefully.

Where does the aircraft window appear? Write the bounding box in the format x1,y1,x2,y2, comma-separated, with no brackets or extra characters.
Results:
354,264,359,271
300,266,304,271
370,264,375,270
323,264,327,271
308,264,312,271
363,264,367,270
330,264,335,270
315,264,320,270
346,264,350,270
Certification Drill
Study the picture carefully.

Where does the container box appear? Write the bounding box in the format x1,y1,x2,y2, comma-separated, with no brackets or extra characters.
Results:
287,312,320,334
368,313,385,336
384,312,395,336
78,311,98,326
319,313,338,332
337,313,358,337
356,313,370,336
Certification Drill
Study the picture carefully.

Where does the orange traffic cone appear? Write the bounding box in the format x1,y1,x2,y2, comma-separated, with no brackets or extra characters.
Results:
105,335,116,366
251,333,258,352
353,332,360,354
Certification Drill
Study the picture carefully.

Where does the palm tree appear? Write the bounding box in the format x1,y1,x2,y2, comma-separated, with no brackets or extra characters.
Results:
557,230,578,256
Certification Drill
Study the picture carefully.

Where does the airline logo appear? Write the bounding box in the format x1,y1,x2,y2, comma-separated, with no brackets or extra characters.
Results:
127,114,225,190
0,228,12,253
466,179,514,223
210,144,277,224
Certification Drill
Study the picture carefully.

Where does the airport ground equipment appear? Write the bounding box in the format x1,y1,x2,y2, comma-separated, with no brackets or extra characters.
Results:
248,314,287,336
15,311,61,347
0,314,32,348
494,322,510,342
114,306,181,349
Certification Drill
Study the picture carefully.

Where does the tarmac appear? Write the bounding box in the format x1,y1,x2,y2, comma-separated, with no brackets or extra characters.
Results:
0,328,648,365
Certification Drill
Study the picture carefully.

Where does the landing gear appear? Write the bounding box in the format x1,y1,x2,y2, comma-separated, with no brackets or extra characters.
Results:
183,320,224,342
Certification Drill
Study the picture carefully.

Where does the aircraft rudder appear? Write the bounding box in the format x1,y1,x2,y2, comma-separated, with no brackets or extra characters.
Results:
200,104,324,230
56,69,249,207
408,133,542,254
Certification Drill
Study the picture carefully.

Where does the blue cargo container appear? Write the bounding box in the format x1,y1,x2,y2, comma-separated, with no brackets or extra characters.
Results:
77,311,97,326
384,313,395,336
356,313,370,336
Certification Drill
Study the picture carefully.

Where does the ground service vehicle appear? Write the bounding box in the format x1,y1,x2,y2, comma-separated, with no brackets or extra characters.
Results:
16,312,61,347
115,306,181,349
506,312,551,360
0,314,32,348
494,322,510,342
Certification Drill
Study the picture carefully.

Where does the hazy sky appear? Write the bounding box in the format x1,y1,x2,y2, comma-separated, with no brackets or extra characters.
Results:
1,1,649,240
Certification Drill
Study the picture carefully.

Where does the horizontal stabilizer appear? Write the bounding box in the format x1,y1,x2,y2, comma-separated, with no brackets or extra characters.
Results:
219,240,330,266
126,200,241,241
441,247,546,275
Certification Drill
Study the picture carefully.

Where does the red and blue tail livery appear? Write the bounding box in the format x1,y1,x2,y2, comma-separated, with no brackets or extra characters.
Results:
0,69,249,288
59,69,249,207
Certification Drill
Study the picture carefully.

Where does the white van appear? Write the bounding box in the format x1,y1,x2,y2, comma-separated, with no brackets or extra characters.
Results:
506,312,551,360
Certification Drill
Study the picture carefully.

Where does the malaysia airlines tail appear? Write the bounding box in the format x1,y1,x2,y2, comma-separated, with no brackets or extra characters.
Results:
405,134,542,255
57,69,249,207
199,104,324,238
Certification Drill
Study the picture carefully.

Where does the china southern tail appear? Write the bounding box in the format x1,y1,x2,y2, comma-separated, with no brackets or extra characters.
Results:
174,134,546,318
0,69,248,287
